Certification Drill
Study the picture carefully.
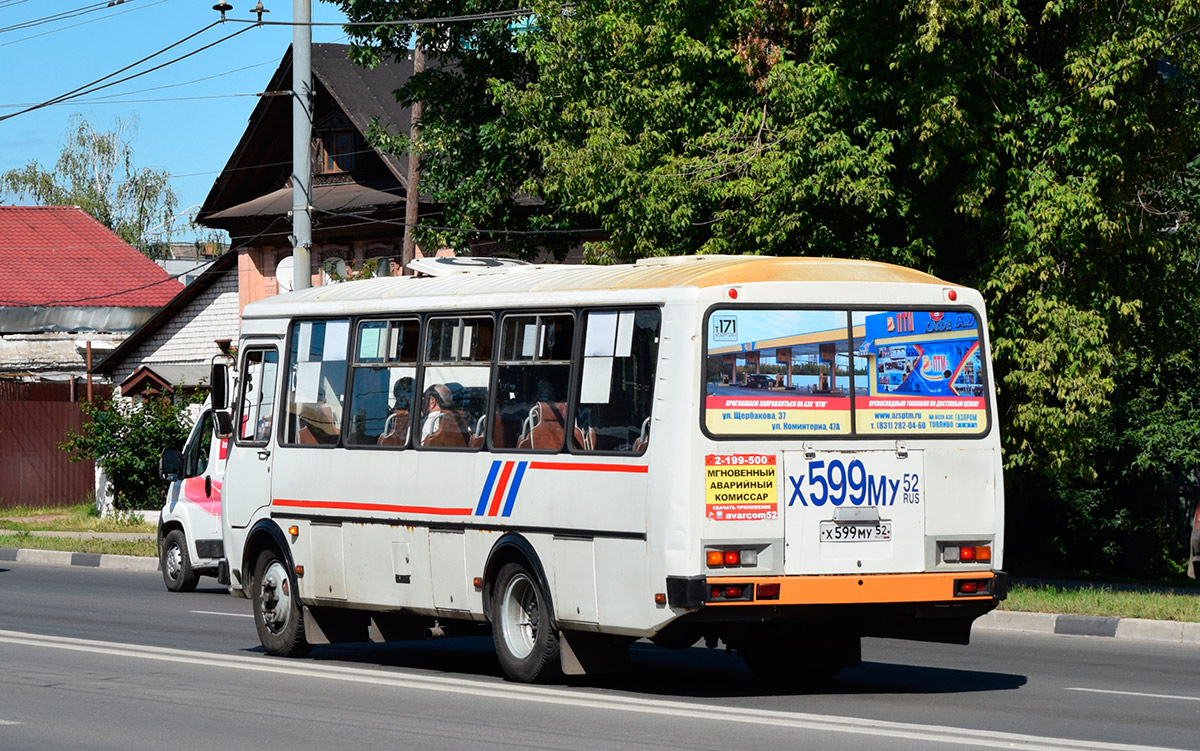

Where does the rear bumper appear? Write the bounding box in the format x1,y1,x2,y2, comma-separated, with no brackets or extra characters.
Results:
667,570,1007,609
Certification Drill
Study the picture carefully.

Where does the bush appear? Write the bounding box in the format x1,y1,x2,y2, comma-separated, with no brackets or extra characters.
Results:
60,393,198,511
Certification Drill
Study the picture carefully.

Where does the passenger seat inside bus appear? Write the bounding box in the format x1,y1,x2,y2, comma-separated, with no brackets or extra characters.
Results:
518,401,567,450
377,410,410,446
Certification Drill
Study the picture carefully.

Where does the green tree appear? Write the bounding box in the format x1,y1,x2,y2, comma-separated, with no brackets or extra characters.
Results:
336,0,562,256
1,113,179,258
60,393,198,512
343,0,1200,576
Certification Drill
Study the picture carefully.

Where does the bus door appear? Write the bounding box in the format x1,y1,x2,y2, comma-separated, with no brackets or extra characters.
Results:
224,344,280,530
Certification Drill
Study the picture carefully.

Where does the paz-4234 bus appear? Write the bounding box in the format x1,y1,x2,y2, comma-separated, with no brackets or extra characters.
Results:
208,255,1005,683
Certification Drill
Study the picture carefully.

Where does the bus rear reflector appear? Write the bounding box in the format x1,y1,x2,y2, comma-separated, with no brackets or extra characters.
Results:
757,582,780,600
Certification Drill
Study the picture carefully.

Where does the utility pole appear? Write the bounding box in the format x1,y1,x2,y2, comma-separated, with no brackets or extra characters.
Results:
291,0,313,289
401,40,424,273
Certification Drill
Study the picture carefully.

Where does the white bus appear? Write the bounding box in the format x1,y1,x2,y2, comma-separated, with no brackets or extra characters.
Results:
210,255,1005,683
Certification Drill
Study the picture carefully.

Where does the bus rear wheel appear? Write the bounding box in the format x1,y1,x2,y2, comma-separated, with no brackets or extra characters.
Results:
491,562,561,683
252,548,311,658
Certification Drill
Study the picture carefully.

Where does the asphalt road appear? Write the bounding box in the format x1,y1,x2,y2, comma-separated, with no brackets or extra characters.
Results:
0,561,1197,751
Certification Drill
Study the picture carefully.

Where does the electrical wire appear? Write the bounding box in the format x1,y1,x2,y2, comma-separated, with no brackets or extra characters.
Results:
0,0,142,35
225,8,532,27
312,207,601,236
0,0,170,49
0,20,254,123
0,217,291,306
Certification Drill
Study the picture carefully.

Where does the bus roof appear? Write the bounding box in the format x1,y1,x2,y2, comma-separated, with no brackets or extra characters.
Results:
244,255,948,317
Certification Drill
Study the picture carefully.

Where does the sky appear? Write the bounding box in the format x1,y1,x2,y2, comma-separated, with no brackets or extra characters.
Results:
0,0,354,242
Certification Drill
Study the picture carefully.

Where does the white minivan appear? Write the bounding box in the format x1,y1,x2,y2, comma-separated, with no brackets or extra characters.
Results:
158,402,228,592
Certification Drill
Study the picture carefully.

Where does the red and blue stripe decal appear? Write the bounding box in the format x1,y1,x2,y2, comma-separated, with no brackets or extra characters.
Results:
274,460,645,518
475,460,528,517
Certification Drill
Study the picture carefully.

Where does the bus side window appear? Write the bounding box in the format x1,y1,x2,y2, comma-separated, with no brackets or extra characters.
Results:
283,319,350,446
572,309,661,454
495,313,574,451
420,316,494,449
347,318,419,447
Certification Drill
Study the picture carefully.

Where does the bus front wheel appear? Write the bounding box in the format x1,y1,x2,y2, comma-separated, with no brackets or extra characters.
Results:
491,562,561,683
252,548,311,658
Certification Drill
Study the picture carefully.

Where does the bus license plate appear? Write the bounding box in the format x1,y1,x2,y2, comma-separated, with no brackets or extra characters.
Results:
819,521,892,543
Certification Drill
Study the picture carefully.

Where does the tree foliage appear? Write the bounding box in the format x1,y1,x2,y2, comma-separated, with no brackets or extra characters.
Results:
1,113,179,258
60,394,198,512
340,0,1200,576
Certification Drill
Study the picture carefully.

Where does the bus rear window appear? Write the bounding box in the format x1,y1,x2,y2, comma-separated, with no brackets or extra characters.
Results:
703,307,988,438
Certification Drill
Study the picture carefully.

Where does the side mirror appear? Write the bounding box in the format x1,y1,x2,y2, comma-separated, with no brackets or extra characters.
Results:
211,361,229,411
160,447,184,482
213,410,234,439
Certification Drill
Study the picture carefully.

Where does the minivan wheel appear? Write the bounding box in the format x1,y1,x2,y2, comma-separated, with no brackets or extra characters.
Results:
161,529,198,593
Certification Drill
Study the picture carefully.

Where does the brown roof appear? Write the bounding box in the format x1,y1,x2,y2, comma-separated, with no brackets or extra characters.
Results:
196,43,414,225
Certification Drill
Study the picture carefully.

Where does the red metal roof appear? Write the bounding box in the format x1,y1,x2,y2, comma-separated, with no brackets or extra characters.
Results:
0,206,182,307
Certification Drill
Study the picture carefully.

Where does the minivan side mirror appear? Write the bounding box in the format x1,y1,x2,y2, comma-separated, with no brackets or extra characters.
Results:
211,361,229,411
160,447,184,482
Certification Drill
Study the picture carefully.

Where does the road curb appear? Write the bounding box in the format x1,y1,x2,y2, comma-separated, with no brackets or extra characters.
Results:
3,546,1197,644
0,546,159,573
974,609,1200,644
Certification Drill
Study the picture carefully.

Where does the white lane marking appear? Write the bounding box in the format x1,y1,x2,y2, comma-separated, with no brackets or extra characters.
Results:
0,720,23,725
1067,687,1200,703
189,610,254,619
0,629,1182,751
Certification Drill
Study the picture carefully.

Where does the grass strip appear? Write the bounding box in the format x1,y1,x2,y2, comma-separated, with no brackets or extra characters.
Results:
0,533,156,558
0,503,155,534
1000,583,1200,623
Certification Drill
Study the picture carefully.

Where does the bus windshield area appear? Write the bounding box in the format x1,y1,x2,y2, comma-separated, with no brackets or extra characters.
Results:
704,307,988,438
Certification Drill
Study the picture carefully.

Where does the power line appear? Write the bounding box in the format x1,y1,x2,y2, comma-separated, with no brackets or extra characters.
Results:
312,207,601,237
0,0,170,49
225,8,532,27
0,0,142,35
0,20,255,123
0,217,290,306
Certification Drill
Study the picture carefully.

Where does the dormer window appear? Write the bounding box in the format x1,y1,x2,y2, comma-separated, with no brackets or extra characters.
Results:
314,113,357,174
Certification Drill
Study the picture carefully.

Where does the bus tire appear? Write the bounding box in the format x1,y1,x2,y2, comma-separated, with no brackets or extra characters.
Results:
161,529,199,593
491,561,561,683
252,548,311,658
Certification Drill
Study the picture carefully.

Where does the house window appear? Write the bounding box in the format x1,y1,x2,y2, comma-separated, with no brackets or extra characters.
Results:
320,131,355,173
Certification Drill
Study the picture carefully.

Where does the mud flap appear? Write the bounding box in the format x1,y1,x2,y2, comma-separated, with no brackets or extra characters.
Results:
559,630,632,676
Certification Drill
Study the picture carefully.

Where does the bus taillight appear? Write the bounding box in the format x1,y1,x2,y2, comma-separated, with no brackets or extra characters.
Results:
955,578,993,597
706,547,759,568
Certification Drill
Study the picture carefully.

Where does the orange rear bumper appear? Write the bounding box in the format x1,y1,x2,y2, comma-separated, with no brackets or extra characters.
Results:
705,571,998,606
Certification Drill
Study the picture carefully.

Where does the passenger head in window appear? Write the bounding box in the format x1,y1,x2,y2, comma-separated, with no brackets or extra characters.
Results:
393,376,415,411
421,383,453,444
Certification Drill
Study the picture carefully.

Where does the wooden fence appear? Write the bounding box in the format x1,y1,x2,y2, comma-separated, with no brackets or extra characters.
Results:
0,381,110,508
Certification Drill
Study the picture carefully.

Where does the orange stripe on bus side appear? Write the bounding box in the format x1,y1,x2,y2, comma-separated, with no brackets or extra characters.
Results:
705,571,994,606
272,499,473,516
527,462,649,473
